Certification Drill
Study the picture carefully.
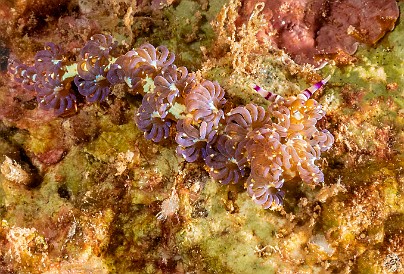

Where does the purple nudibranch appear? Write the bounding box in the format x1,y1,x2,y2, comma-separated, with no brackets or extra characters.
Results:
8,34,334,209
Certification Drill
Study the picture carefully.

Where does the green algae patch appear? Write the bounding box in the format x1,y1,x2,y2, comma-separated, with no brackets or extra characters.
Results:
103,204,163,274
177,180,280,274
84,122,140,163
355,249,384,274
1,167,68,227
381,172,403,213
129,146,179,207
317,160,404,271
52,146,97,199
82,105,141,162
323,3,404,107
23,121,65,155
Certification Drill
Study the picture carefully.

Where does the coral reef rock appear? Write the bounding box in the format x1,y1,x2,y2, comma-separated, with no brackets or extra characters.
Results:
237,0,400,65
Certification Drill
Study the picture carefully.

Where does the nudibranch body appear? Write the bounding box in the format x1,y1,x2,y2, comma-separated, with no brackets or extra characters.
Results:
8,34,334,209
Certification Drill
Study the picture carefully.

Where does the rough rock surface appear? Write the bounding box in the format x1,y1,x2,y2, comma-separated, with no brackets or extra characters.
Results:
0,0,403,273
237,0,400,65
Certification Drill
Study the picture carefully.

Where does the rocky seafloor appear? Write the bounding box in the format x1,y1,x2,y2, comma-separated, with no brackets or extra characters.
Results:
0,0,403,273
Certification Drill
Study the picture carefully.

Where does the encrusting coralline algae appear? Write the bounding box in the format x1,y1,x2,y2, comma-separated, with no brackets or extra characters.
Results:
8,34,334,209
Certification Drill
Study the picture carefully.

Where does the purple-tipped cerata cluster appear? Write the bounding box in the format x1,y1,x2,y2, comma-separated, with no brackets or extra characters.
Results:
8,34,334,209
9,42,77,115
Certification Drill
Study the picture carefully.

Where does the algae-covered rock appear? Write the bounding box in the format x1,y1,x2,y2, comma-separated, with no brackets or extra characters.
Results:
0,0,403,273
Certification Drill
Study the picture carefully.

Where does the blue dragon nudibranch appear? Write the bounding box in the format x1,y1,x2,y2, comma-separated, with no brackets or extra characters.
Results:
8,34,334,209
